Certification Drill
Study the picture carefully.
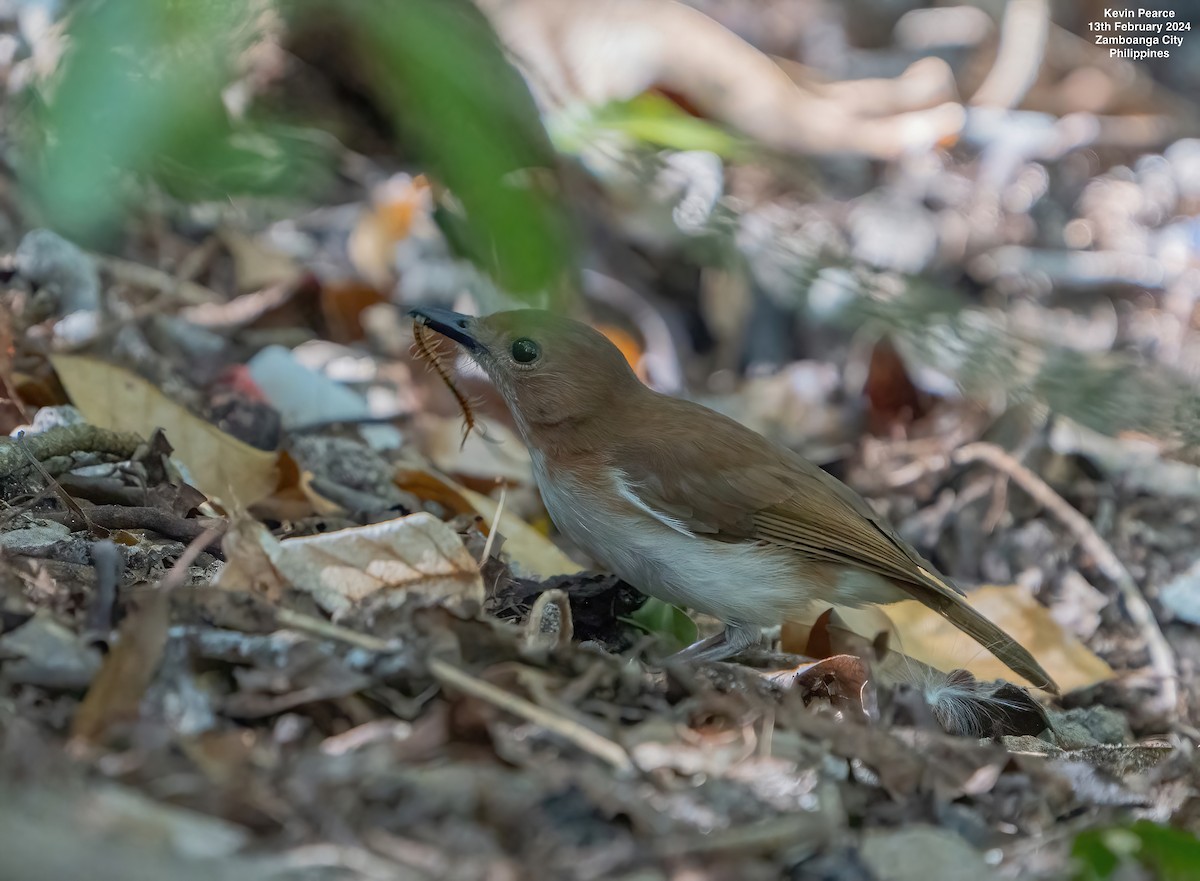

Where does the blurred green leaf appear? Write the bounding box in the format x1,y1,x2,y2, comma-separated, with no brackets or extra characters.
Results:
1072,821,1200,881
22,0,329,243
624,598,698,651
336,0,577,304
598,93,744,156
153,123,335,202
24,0,576,304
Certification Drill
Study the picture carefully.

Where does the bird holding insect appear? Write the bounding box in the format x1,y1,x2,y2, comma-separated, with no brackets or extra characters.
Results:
411,306,1057,693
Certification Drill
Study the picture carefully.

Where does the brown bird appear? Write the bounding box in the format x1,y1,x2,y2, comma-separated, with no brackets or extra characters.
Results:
412,306,1058,693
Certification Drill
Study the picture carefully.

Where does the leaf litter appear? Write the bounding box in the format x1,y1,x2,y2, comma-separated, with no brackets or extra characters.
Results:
1,1,1199,879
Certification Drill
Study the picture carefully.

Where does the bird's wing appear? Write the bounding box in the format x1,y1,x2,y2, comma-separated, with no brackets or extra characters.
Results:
615,417,1059,692
615,409,960,597
753,454,965,597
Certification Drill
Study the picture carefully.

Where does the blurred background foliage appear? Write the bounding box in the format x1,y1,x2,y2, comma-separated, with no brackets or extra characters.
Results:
1073,819,1200,881
20,0,575,301
23,0,327,236
14,0,1200,448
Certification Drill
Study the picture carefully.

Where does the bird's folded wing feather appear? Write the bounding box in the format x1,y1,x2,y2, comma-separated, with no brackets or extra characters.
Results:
616,420,963,598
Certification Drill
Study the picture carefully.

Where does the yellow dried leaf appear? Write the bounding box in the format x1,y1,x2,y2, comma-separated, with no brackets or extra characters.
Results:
445,475,582,579
394,462,579,579
839,585,1113,693
50,355,279,507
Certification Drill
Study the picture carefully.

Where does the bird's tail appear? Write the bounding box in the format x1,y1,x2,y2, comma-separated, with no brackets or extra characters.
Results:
898,580,1060,694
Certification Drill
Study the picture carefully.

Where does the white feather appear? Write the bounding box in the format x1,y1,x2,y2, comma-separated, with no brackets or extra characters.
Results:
613,477,695,536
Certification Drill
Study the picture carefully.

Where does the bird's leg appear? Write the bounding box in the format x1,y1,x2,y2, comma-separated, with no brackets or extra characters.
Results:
668,623,761,663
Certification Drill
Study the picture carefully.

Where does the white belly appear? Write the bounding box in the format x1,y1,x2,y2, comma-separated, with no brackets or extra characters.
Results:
533,458,814,625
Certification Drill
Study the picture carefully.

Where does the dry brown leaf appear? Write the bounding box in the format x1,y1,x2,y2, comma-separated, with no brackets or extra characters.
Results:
783,608,1052,737
0,302,31,434
767,654,872,719
782,605,898,657
863,336,928,435
786,605,947,697
70,589,170,745
51,355,280,507
394,468,480,520
215,512,484,616
595,324,644,378
214,517,290,601
319,280,389,343
252,450,345,522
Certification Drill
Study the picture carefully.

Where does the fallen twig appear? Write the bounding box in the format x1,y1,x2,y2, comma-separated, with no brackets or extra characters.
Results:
427,656,634,773
0,425,143,480
69,530,201,744
43,505,226,557
54,474,149,507
654,814,833,859
15,431,91,524
274,608,394,653
180,282,297,329
94,253,223,305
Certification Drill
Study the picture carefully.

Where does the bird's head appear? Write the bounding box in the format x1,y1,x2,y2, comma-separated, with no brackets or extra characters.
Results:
410,307,643,444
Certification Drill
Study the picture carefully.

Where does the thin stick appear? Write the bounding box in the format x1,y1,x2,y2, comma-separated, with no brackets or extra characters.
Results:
653,815,832,858
427,657,634,773
954,442,1178,716
161,527,225,590
14,431,91,524
274,608,394,652
94,253,222,305
478,483,507,568
412,318,477,449
40,506,226,558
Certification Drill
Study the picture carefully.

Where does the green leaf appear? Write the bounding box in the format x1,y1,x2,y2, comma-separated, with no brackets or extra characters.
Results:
335,0,577,304
1072,821,1200,881
557,93,745,157
21,0,328,243
623,598,698,651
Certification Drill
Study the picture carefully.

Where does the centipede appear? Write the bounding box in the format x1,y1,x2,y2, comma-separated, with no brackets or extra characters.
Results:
413,317,478,449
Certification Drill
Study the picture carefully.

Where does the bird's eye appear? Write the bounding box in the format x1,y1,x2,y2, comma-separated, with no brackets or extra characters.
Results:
511,338,540,363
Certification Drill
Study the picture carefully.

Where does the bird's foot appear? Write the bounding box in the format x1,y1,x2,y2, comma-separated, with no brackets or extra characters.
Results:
667,623,762,664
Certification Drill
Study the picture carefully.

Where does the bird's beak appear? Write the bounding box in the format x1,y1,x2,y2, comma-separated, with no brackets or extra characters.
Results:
408,307,480,352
